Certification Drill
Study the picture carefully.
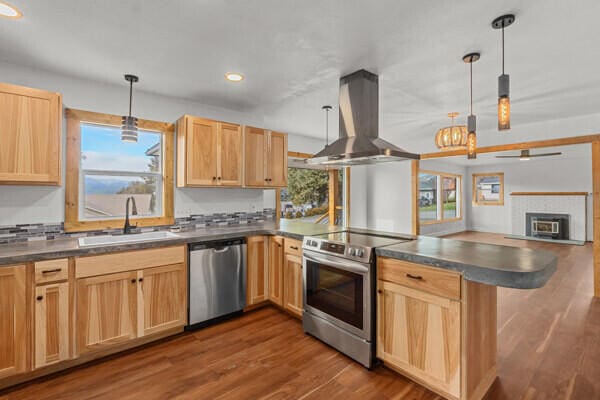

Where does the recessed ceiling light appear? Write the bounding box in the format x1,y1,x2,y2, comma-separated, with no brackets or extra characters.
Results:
225,72,244,82
0,1,22,19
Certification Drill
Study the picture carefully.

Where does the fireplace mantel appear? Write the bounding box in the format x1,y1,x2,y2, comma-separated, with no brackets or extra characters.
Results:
510,192,588,196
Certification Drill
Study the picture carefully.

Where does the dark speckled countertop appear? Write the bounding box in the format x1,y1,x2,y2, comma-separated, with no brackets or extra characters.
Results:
0,221,557,289
376,236,557,289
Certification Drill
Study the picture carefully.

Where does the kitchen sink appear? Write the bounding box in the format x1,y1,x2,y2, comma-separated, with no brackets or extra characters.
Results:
78,231,180,247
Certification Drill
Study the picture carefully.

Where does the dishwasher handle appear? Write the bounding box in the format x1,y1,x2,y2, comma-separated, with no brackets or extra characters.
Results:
212,246,230,253
189,238,245,252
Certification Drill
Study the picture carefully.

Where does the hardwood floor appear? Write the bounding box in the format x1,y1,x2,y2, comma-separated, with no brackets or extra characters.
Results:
445,232,600,400
2,231,599,399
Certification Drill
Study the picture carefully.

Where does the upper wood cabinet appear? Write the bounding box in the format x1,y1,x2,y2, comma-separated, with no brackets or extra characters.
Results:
0,83,62,185
247,236,269,306
0,265,28,379
176,115,243,187
244,127,288,188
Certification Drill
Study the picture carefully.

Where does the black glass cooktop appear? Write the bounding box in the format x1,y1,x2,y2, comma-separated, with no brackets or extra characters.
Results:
312,230,412,249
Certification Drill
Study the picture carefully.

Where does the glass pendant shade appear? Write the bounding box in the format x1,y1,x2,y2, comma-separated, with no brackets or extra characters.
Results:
435,112,468,150
498,74,510,130
121,116,138,143
467,114,477,159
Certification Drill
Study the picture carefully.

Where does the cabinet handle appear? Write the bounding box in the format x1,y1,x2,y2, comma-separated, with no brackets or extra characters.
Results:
36,295,43,301
377,289,383,294
406,273,423,280
138,278,144,282
290,246,299,250
213,176,217,180
217,177,221,180
131,279,137,284
42,268,62,274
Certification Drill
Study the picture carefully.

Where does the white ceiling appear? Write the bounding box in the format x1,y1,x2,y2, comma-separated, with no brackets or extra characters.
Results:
2,0,600,152
436,143,591,166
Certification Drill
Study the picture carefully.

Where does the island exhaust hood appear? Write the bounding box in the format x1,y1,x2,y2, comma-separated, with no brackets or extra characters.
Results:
306,69,419,166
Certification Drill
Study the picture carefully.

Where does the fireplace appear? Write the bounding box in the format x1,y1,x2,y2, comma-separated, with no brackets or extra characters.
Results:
525,213,570,240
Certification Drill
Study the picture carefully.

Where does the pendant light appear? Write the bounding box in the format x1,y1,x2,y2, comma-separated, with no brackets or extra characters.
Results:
463,52,480,160
492,14,515,131
121,74,139,143
322,105,332,146
435,112,468,150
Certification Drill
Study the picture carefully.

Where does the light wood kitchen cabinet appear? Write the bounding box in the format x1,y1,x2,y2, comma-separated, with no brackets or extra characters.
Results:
139,264,187,336
246,236,269,306
0,265,28,379
0,83,62,185
377,257,497,400
268,236,284,306
76,271,138,354
244,127,288,188
76,246,187,355
283,253,303,318
176,115,243,187
34,282,70,368
377,280,461,398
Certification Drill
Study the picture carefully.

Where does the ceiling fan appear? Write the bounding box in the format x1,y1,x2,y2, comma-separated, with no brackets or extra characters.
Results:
495,149,562,160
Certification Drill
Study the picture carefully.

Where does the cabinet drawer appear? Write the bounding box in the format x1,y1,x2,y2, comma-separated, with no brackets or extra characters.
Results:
76,246,185,278
377,257,461,300
284,238,302,257
35,259,69,284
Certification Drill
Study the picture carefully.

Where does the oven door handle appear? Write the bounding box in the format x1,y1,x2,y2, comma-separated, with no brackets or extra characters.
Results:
303,252,369,274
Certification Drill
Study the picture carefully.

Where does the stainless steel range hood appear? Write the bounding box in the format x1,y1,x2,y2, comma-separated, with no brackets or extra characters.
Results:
306,70,419,166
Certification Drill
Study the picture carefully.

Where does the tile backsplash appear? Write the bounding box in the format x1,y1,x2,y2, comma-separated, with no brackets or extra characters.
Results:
0,209,275,245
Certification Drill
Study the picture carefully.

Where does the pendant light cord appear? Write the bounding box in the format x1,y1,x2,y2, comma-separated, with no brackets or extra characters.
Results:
469,62,473,115
325,108,329,145
128,80,133,118
501,25,505,75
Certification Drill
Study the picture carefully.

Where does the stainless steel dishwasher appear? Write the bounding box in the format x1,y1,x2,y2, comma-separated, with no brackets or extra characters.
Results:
188,238,247,329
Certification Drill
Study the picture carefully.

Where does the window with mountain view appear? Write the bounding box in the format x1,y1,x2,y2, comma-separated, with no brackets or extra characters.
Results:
80,123,163,220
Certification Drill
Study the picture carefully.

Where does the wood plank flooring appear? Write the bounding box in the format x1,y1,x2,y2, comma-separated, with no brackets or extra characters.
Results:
2,232,599,400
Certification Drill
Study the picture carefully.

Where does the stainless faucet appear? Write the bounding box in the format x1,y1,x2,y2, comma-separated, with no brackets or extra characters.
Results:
123,196,138,234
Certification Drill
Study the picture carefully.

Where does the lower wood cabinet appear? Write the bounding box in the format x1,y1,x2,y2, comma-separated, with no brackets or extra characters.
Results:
268,236,284,306
246,236,269,306
0,265,28,379
377,257,497,400
283,253,303,318
34,282,70,368
139,264,186,336
377,280,460,398
76,271,138,354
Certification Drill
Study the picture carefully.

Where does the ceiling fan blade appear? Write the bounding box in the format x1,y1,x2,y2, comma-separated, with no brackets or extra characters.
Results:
528,152,563,157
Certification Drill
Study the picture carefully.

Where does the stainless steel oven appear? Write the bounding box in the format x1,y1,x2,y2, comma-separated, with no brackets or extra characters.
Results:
302,230,413,368
303,250,372,341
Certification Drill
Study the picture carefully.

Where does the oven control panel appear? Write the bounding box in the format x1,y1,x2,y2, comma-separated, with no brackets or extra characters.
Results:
303,237,372,263
320,242,345,254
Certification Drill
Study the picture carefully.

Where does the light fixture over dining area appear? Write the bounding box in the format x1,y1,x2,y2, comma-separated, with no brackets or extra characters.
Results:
493,14,515,131
434,112,468,151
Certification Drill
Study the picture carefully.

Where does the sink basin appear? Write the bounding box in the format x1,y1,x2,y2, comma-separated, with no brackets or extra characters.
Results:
78,231,180,247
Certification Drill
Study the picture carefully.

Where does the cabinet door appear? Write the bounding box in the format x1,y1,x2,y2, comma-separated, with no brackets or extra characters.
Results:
186,117,219,186
268,236,284,306
76,271,138,354
139,264,187,336
0,83,62,185
218,122,243,186
34,282,69,368
268,131,288,187
377,280,460,398
246,236,268,305
283,253,303,318
244,126,268,187
0,265,27,379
